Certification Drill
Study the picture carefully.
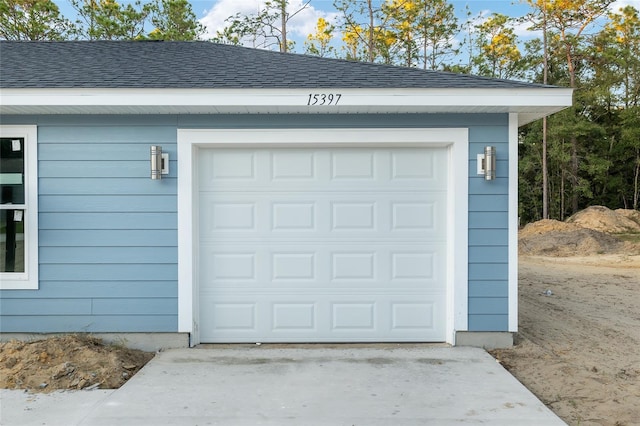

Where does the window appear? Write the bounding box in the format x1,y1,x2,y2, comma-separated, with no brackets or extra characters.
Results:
0,125,38,289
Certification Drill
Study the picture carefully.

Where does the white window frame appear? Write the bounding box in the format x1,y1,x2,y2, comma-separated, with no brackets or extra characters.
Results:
0,125,38,289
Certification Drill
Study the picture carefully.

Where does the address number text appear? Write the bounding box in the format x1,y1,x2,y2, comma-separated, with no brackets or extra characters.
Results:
307,93,342,106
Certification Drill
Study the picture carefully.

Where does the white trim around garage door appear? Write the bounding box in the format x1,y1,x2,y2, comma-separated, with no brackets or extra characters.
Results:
177,128,469,346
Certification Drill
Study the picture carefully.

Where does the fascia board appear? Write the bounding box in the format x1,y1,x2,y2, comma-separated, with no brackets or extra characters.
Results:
0,87,573,117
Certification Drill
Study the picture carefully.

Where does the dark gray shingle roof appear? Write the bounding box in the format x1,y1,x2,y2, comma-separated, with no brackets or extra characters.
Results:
0,40,545,89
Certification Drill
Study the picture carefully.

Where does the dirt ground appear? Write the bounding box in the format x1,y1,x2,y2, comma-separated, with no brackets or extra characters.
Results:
492,253,640,424
0,335,154,392
496,207,640,425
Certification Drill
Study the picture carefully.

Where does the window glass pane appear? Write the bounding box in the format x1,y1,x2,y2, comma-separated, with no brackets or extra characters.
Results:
0,137,25,205
1,209,25,273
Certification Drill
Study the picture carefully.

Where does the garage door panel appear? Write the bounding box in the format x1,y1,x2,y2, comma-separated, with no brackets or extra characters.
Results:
271,151,317,180
199,148,448,191
199,150,257,182
330,151,375,179
198,295,446,342
198,147,448,342
199,193,447,239
199,243,445,290
202,302,257,331
390,149,440,180
272,202,316,230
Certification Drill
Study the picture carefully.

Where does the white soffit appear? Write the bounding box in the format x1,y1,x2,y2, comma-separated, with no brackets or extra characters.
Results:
0,87,573,125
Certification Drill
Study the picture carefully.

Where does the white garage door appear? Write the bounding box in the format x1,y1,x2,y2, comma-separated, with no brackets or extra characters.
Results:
198,147,448,342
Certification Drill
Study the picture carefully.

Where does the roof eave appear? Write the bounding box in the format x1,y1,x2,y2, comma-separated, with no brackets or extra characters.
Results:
0,87,573,126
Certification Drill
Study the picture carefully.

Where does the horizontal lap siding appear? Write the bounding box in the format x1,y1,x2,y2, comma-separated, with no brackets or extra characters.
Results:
467,124,509,331
1,119,178,333
0,114,511,334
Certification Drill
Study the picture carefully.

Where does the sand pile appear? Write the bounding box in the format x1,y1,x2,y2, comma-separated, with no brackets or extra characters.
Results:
567,206,640,233
519,206,639,256
0,335,153,392
615,208,640,226
518,219,582,237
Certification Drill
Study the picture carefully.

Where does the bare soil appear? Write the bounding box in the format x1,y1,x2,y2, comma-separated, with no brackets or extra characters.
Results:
491,255,640,425
0,335,154,392
497,207,640,425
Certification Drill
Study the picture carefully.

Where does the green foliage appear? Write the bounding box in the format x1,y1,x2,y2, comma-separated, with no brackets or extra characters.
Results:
146,0,203,41
0,0,74,40
472,13,524,79
1,0,203,41
70,0,151,40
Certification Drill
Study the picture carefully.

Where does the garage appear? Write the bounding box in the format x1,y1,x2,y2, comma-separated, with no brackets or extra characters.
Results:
2,41,575,349
196,145,448,343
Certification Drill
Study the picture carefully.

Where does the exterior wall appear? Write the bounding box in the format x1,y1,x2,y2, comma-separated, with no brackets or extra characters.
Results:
0,113,509,334
0,116,179,332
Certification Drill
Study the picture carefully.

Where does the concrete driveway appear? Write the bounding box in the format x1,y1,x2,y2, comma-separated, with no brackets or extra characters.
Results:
1,345,565,425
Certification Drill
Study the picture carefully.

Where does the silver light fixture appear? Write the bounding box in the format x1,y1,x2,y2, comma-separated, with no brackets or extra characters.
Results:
151,145,169,180
477,146,496,181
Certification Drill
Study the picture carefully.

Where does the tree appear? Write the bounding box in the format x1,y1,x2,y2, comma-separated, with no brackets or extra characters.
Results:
334,0,391,62
383,0,459,69
586,7,640,209
0,0,73,40
621,107,640,208
473,13,523,79
383,0,420,67
523,0,551,218
541,0,615,214
304,17,336,57
215,0,310,53
416,0,458,70
602,6,640,108
71,0,150,40
147,0,204,41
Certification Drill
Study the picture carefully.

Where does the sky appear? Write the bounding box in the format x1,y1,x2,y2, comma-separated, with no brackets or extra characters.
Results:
53,0,640,49
194,0,640,41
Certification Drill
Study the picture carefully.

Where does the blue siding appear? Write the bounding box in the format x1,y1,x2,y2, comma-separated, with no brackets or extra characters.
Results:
40,179,175,195
1,119,178,333
40,264,177,281
468,297,508,314
0,113,512,335
40,213,177,230
468,246,507,263
468,315,509,331
468,212,508,229
40,195,176,212
40,230,176,246
468,281,508,298
0,316,177,333
1,281,176,298
466,118,510,332
40,247,177,263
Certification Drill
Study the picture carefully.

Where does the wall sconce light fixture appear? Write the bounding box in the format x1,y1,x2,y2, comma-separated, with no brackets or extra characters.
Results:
151,145,169,180
477,146,496,181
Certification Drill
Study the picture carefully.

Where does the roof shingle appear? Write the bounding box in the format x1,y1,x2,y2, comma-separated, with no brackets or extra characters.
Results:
0,40,548,89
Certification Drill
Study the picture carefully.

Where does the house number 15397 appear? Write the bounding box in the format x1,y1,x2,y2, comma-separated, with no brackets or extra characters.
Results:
307,93,342,106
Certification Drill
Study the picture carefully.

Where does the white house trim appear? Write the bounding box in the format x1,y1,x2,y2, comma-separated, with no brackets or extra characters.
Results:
177,128,469,346
508,113,519,332
0,125,38,290
1,87,573,125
